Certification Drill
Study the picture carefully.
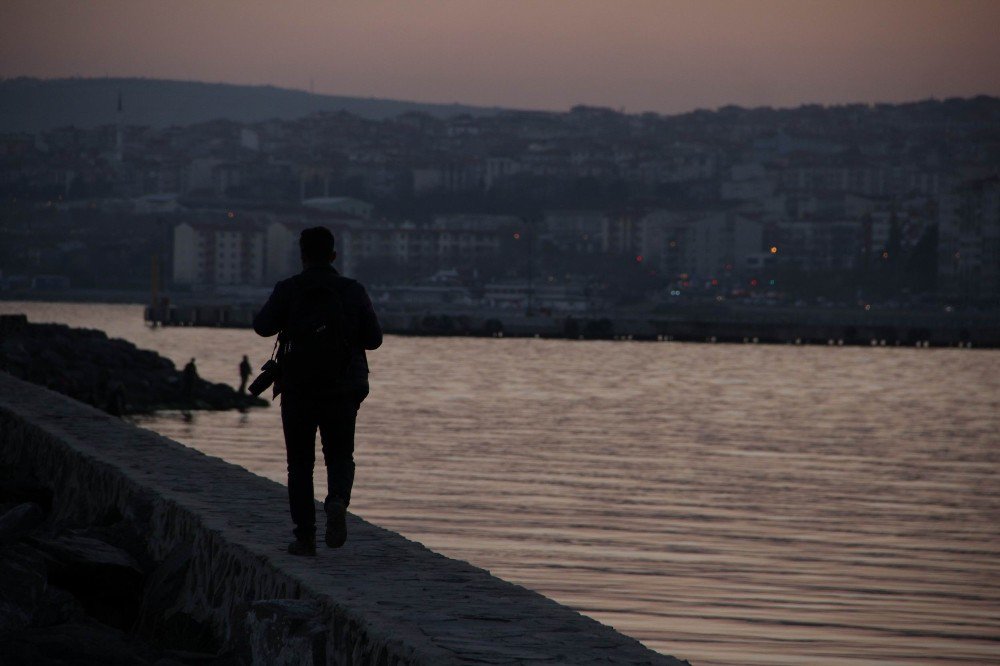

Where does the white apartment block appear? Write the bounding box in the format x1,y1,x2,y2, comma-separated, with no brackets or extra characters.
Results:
172,221,265,287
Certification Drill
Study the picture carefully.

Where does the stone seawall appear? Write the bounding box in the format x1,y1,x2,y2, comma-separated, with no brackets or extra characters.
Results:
0,372,686,665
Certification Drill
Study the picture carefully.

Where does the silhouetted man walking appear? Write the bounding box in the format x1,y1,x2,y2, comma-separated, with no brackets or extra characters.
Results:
253,227,382,556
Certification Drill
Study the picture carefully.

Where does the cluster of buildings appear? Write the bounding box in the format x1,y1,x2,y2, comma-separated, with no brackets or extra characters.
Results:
164,192,994,306
1,96,997,306
170,206,517,289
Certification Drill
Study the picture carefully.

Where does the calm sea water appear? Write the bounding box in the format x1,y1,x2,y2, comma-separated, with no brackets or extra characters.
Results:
3,301,998,665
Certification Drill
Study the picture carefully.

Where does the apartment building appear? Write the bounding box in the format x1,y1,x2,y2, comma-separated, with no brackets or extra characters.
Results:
172,218,266,287
639,210,764,280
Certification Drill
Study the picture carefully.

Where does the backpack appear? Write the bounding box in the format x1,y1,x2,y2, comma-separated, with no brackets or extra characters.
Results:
279,279,355,392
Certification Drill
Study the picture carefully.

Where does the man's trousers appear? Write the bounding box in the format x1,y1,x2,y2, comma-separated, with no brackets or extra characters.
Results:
280,392,358,540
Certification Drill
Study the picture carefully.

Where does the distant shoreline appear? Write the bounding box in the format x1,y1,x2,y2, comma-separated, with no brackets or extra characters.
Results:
4,292,999,347
0,290,150,305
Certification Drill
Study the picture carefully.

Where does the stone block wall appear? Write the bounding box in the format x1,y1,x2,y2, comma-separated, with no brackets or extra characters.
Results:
0,372,686,665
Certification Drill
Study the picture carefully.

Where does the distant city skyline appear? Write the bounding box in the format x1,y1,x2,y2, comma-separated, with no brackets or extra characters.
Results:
1,0,998,114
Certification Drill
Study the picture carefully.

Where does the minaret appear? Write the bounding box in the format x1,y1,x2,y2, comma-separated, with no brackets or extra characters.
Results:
115,91,124,162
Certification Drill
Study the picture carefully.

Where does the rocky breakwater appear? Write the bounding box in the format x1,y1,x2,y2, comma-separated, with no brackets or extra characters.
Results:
0,372,689,665
0,314,265,414
0,491,232,664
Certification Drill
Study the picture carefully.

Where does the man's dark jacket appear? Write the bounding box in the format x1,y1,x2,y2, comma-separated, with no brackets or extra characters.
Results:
253,265,382,395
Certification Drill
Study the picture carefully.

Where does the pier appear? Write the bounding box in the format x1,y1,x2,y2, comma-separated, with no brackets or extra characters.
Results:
145,300,1000,348
0,372,685,664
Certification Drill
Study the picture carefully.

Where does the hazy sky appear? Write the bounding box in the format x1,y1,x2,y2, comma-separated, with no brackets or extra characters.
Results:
2,0,998,113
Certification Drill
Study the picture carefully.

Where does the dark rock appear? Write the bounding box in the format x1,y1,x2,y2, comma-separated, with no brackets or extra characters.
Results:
33,532,143,572
0,313,28,334
0,478,53,516
0,620,156,666
153,649,240,666
0,531,225,664
32,582,87,627
0,543,48,633
0,317,268,414
0,502,44,546
82,520,154,569
31,532,145,631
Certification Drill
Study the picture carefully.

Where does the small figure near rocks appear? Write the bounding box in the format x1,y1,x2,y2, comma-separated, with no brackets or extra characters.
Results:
182,358,198,402
238,355,252,394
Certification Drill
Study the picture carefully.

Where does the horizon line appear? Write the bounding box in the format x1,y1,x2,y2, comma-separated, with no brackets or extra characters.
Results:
4,73,998,121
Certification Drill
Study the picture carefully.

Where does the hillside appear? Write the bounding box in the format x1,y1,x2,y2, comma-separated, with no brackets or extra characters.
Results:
0,77,503,132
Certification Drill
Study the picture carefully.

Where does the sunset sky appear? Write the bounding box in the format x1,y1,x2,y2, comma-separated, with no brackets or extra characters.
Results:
2,0,998,114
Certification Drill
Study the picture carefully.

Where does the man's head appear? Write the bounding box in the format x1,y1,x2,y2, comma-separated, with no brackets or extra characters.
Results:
299,226,336,267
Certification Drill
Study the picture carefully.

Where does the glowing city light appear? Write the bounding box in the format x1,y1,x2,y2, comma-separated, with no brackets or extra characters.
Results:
770,246,778,254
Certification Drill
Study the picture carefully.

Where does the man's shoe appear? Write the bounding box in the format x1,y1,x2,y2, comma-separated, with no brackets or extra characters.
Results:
287,537,317,557
326,499,347,548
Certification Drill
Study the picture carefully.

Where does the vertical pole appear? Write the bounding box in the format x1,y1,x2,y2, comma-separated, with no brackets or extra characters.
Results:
150,254,160,325
526,220,534,317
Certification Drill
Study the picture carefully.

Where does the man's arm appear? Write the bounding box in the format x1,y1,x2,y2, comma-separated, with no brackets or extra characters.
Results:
355,284,383,350
253,281,288,337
